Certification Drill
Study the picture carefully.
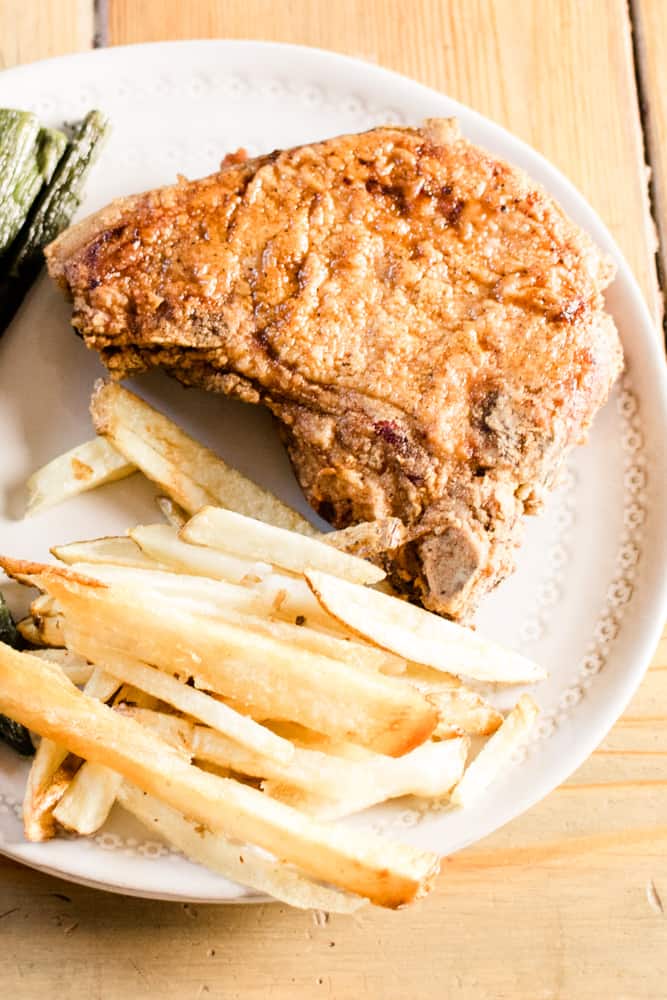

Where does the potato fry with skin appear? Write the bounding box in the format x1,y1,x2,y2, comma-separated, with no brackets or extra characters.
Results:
156,495,187,529
25,436,135,516
66,561,399,674
115,706,195,753
42,572,435,755
261,739,468,820
91,380,317,534
53,762,123,835
0,643,440,907
118,785,367,913
17,613,65,647
131,524,340,633
450,695,539,807
182,507,385,586
404,668,503,738
306,570,547,684
201,730,468,817
23,739,77,841
67,631,295,765
16,617,44,646
30,593,59,619
30,648,93,686
21,664,120,841
52,535,164,569
51,684,161,836
265,722,374,760
122,706,466,811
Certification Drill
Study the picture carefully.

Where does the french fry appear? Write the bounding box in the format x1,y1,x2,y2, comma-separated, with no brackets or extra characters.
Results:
17,613,65,647
156,495,187,529
0,643,440,907
405,664,462,689
25,436,135,516
182,506,385,586
51,683,162,837
131,524,337,632
52,762,123,835
42,572,436,756
22,739,77,841
52,535,163,569
118,784,367,913
30,593,59,619
115,705,195,753
122,706,466,814
90,380,317,534
83,665,123,704
306,570,547,684
16,617,44,646
66,561,400,674
262,738,468,820
199,728,468,806
265,722,374,760
21,664,120,841
30,648,93,686
450,695,539,807
429,688,504,739
404,667,503,738
67,631,295,765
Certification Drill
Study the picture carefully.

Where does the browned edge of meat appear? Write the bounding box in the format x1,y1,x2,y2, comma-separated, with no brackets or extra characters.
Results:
45,118,624,620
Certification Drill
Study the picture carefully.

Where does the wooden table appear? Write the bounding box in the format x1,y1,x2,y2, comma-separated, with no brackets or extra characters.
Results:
1,3,666,997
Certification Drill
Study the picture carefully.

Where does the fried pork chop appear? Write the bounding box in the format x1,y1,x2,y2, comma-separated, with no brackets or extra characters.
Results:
45,119,623,619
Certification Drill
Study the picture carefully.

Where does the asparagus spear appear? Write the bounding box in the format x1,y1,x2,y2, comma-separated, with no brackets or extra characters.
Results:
0,109,40,235
0,125,68,258
0,109,110,334
0,592,34,756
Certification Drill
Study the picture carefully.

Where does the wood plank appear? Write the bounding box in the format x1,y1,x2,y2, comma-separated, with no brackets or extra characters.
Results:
634,0,667,322
1,841,666,1000
0,0,93,70
108,0,661,318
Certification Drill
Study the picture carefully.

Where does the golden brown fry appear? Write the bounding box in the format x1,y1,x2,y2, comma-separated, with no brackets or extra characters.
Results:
131,524,345,633
119,784,367,913
23,739,78,841
52,535,163,569
29,648,94,686
450,695,539,807
0,643,439,907
429,688,504,739
306,570,547,684
156,495,187,529
17,613,65,648
90,380,316,534
68,631,295,765
182,507,385,585
52,762,123,835
25,436,135,516
41,571,436,756
65,560,399,674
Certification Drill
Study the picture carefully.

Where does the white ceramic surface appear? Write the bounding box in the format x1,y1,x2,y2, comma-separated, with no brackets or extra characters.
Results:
0,40,666,903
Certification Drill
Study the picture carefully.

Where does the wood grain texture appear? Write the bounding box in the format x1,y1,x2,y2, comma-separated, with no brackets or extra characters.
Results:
634,0,667,321
0,0,93,70
1,2,666,998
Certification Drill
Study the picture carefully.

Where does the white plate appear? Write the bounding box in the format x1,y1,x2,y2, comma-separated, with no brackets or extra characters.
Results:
1,40,666,904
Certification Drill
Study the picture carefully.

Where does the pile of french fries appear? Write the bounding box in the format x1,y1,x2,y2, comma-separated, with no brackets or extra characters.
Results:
0,381,542,911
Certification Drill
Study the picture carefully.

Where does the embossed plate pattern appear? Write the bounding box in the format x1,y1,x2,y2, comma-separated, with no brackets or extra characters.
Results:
0,41,666,902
